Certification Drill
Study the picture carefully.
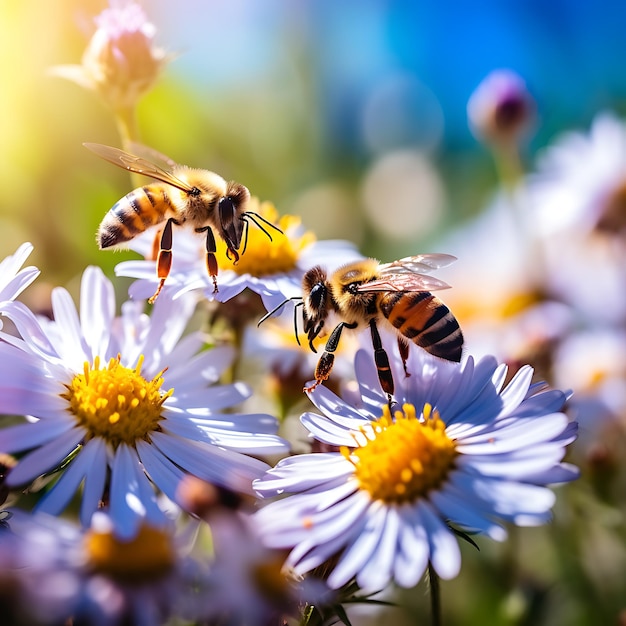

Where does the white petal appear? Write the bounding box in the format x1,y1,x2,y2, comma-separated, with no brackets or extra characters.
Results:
254,453,352,496
136,438,186,503
6,426,85,486
0,302,59,360
419,500,461,580
393,505,430,587
357,505,401,592
80,438,108,527
328,501,387,589
0,267,40,303
300,411,363,447
497,365,533,416
80,266,115,358
457,412,568,453
50,287,90,366
151,430,268,494
429,487,507,541
109,443,165,539
456,445,566,479
0,415,75,454
35,445,99,516
172,383,251,411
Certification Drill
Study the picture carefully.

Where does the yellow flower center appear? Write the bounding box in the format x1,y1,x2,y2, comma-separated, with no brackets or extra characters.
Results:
61,355,172,447
343,403,457,504
252,554,291,605
216,201,315,276
85,524,175,582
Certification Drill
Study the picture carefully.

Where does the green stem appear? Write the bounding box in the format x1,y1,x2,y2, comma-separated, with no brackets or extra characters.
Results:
493,140,547,290
113,104,144,188
428,562,442,626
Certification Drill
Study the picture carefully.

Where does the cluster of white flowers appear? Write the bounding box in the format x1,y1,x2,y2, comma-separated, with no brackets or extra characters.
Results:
0,6,595,626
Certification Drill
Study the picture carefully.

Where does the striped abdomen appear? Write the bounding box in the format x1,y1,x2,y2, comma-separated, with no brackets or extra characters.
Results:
379,291,463,362
98,184,172,248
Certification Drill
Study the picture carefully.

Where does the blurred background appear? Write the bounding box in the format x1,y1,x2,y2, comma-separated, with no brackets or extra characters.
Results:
1,1,626,624
3,0,626,286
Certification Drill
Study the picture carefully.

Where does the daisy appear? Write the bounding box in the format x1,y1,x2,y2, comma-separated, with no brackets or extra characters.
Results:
0,241,39,305
528,112,626,236
0,266,288,539
0,509,210,626
114,199,362,312
254,346,578,592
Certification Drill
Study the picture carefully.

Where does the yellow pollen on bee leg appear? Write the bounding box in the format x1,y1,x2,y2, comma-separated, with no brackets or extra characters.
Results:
347,403,458,504
60,355,173,447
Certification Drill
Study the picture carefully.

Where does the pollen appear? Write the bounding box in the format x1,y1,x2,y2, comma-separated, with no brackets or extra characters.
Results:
343,403,457,504
85,523,175,582
216,201,315,276
61,355,172,447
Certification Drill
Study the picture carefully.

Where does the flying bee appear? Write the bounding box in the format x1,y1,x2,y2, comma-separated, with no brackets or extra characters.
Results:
259,254,463,399
84,142,282,303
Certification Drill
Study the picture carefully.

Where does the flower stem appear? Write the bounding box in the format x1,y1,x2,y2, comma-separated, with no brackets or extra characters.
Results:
428,562,442,626
114,104,144,188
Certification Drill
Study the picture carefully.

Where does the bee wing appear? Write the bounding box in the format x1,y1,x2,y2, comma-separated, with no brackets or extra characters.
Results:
357,254,456,293
356,273,451,293
84,143,195,193
378,254,457,275
124,141,178,170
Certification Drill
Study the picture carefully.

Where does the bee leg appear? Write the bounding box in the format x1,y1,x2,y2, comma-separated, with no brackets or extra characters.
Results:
397,337,411,378
196,225,219,293
150,228,163,261
149,217,178,304
304,321,357,392
369,319,395,402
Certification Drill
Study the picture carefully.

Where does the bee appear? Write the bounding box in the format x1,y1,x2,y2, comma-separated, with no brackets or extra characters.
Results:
84,142,281,303
260,254,463,399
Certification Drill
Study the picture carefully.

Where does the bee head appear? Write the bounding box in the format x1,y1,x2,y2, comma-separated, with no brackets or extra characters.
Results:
218,183,251,255
302,266,331,349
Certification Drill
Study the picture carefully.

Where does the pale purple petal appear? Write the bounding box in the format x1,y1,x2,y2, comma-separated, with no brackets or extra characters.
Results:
7,426,86,486
79,438,108,527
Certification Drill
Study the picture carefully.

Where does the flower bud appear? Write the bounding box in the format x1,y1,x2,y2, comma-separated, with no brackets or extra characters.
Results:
52,2,166,112
467,69,535,146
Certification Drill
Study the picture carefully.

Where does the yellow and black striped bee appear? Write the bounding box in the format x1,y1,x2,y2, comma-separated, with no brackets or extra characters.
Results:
85,142,280,303
261,255,463,399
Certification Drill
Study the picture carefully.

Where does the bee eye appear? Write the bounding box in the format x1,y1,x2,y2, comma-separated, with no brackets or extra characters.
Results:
218,197,242,249
309,283,326,310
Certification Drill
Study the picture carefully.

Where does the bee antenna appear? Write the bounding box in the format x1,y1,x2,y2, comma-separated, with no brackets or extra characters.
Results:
243,212,283,241
241,219,250,256
257,296,303,327
293,300,303,346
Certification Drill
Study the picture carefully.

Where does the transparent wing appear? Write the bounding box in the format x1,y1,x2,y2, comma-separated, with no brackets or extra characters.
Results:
356,273,451,293
378,254,457,275
84,143,194,192
124,141,178,170
356,254,456,293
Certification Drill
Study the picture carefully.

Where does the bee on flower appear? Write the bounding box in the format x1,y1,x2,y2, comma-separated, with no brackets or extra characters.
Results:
254,346,578,592
115,198,362,311
0,262,288,539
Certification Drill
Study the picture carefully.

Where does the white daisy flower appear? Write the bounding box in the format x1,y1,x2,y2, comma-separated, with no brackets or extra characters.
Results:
0,509,210,626
529,112,626,236
0,241,39,305
114,200,361,311
0,266,288,538
254,348,578,592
